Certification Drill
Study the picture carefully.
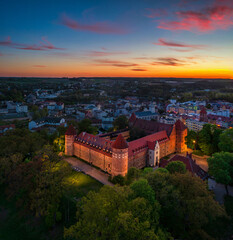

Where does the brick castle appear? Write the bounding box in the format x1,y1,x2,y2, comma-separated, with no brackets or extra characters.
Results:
65,113,187,176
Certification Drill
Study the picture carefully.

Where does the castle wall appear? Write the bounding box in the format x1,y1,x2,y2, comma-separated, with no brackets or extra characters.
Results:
67,124,188,176
129,149,147,169
168,127,176,153
73,142,112,174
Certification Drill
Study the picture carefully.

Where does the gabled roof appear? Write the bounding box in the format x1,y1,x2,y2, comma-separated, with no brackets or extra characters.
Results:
112,134,128,149
65,125,76,135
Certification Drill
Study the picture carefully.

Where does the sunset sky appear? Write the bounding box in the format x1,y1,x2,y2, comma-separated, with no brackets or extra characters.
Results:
0,0,233,78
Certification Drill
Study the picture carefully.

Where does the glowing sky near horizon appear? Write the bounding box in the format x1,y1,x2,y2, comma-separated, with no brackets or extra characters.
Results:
0,0,233,78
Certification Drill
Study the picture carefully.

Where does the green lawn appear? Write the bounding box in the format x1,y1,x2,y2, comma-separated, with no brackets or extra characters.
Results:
62,170,103,200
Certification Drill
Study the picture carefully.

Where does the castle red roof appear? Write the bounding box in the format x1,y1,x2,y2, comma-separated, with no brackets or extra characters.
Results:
112,134,128,149
65,125,76,135
175,119,187,131
74,132,112,156
131,118,174,136
128,130,168,157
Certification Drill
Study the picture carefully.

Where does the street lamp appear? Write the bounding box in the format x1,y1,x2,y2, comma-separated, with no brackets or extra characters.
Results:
193,140,196,150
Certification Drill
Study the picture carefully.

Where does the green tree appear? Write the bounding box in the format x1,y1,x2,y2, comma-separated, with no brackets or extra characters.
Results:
142,167,153,176
113,115,128,130
218,128,233,153
125,167,141,185
130,179,155,203
0,153,24,185
6,159,42,207
0,128,47,157
198,124,222,155
185,130,198,149
208,152,233,195
110,174,125,186
64,185,168,240
78,119,98,135
165,161,187,174
147,171,226,239
155,168,169,174
30,157,71,227
53,135,65,152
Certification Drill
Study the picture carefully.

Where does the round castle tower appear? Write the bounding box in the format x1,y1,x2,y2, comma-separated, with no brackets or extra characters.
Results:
65,125,76,156
111,134,128,176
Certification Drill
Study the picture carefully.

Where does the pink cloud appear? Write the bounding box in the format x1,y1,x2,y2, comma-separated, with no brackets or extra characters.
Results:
0,36,12,46
94,59,138,67
154,38,206,51
60,13,127,34
157,3,233,32
0,36,65,51
86,50,129,57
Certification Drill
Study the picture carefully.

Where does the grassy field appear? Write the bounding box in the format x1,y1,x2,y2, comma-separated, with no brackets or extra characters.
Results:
63,171,102,199
0,170,102,240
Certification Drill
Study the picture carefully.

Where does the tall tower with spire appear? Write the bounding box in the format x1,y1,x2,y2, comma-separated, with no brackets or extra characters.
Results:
65,125,76,156
111,134,128,176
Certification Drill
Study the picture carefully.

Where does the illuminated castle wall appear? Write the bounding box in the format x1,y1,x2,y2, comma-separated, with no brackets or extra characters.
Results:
65,116,187,176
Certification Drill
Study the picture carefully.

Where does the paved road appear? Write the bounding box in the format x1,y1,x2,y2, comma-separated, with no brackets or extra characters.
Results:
64,157,114,186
